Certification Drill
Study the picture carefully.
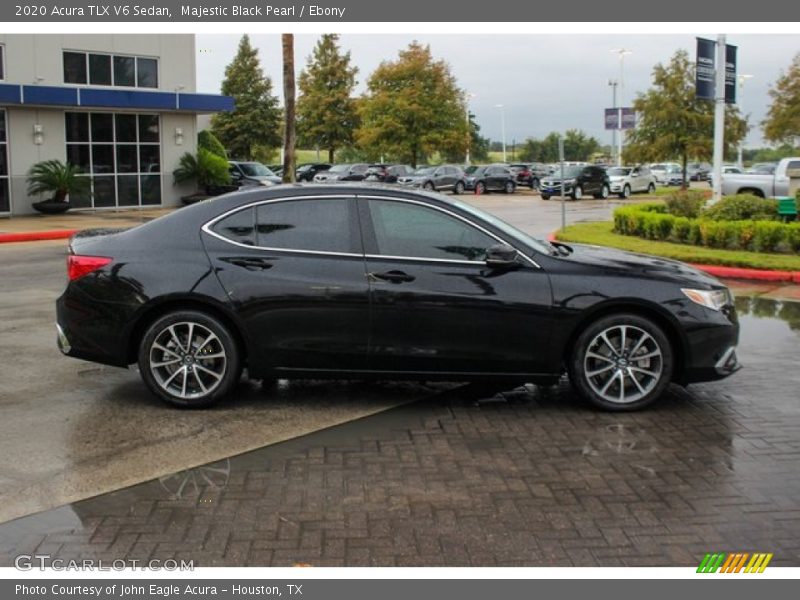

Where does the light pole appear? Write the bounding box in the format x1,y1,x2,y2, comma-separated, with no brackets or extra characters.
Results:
608,79,618,165
465,92,476,165
736,74,753,169
611,48,632,166
494,103,506,163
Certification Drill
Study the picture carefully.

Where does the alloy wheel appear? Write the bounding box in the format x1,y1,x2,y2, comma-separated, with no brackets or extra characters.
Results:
149,321,227,400
582,325,663,405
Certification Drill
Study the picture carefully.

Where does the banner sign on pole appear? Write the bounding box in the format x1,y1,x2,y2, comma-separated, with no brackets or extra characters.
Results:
696,37,716,100
604,108,619,130
605,108,636,130
725,44,738,104
621,108,636,129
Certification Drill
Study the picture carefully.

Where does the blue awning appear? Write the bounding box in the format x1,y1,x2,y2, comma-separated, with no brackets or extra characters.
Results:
0,83,233,113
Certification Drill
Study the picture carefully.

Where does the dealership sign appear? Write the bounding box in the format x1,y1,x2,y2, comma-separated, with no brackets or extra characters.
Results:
696,37,738,103
604,107,636,130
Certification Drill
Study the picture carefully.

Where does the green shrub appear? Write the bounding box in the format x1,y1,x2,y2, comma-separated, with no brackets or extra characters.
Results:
173,148,231,193
672,216,691,242
787,223,800,253
664,189,707,218
702,194,779,221
198,130,228,159
751,221,785,252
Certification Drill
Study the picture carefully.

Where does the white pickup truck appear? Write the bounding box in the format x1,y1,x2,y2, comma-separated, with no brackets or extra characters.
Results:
721,157,800,198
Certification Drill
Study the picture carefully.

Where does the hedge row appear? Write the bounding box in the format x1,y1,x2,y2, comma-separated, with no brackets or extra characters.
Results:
613,204,800,253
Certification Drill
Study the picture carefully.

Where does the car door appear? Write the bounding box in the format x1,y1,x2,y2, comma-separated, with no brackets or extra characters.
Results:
357,195,553,375
433,167,449,190
202,196,370,373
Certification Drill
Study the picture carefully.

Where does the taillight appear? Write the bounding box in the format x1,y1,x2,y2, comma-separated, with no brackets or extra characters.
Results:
67,255,112,281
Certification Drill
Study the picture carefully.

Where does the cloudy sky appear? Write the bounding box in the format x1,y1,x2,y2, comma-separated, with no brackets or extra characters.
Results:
195,34,800,148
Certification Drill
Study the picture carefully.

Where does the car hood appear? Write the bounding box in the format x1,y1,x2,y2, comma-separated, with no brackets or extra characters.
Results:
554,242,722,287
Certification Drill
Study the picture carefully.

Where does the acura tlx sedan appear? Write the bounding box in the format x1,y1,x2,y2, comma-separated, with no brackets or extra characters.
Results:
56,185,740,411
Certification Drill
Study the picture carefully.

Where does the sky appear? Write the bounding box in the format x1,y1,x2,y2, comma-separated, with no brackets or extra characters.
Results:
195,34,800,149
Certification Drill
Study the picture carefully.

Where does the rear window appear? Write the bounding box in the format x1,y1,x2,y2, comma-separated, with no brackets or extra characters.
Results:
212,207,256,246
256,199,352,253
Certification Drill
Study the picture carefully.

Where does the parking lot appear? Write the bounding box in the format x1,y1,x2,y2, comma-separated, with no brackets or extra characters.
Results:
1,191,799,566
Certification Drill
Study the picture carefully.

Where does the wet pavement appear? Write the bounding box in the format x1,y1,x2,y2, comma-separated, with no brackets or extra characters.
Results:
1,194,799,566
0,287,799,567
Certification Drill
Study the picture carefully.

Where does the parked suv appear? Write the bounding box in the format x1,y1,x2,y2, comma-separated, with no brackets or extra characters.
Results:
461,165,516,194
313,163,369,182
365,164,415,183
540,165,610,200
397,165,464,192
296,163,331,182
228,161,282,187
509,163,549,189
607,166,657,198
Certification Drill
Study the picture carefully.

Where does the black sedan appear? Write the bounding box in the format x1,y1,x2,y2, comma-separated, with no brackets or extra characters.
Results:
57,185,740,411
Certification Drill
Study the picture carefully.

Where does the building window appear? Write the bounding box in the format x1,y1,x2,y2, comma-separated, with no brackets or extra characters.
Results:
65,112,161,208
0,44,5,80
63,51,158,89
0,110,9,213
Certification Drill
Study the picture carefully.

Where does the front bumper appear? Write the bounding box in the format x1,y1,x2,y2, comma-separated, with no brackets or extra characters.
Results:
609,182,625,193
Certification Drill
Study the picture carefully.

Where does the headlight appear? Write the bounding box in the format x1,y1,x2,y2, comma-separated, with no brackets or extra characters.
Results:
681,288,731,311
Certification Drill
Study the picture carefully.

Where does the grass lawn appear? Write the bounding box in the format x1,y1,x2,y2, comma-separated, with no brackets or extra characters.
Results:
555,221,800,272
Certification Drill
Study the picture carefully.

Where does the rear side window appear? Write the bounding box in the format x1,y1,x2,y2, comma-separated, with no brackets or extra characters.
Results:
212,207,255,246
256,198,352,253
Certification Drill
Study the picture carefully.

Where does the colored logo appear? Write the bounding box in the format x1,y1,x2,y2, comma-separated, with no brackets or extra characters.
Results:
697,552,773,573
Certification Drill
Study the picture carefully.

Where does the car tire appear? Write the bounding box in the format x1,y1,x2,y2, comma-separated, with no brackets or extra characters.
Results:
571,185,583,201
594,184,610,199
622,184,631,199
475,182,487,195
541,194,550,200
138,310,242,408
504,181,515,194
423,181,435,191
648,183,656,194
568,313,673,411
454,181,465,195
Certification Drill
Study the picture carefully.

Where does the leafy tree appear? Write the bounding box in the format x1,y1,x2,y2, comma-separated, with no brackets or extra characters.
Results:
443,112,489,163
297,34,359,164
358,42,467,167
198,130,227,159
519,130,600,162
763,54,800,145
211,35,282,161
282,33,296,183
624,50,747,185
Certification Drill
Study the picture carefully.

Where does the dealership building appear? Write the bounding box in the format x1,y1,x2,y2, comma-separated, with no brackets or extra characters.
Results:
0,34,233,216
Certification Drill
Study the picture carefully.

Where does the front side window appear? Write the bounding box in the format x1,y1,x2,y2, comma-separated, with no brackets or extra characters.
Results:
367,200,496,262
256,199,352,253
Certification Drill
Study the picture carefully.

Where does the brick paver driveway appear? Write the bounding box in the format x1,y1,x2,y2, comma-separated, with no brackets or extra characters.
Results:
2,291,799,568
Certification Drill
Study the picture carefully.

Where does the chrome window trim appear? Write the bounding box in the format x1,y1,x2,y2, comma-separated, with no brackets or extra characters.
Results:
201,193,541,268
357,194,541,268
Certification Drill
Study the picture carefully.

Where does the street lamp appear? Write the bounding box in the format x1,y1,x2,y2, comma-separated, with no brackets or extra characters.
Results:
465,92,476,165
610,48,633,166
737,74,754,169
494,103,506,163
608,79,619,165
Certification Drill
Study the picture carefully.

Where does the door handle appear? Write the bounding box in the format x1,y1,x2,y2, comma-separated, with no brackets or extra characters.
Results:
227,257,273,270
368,270,415,284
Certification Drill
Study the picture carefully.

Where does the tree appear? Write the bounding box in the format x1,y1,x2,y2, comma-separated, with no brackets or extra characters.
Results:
198,130,227,159
443,112,489,163
519,130,600,162
211,35,282,161
763,54,800,145
296,34,359,164
282,34,296,183
358,42,467,167
624,50,747,185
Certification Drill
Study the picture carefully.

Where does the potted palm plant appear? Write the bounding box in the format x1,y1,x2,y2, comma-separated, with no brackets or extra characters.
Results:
27,160,91,214
173,149,234,204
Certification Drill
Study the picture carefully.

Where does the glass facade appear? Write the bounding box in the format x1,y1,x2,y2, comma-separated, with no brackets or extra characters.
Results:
66,112,162,208
63,51,158,89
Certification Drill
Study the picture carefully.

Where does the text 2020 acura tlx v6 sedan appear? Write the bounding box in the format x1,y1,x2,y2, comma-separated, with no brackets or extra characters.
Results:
56,185,740,411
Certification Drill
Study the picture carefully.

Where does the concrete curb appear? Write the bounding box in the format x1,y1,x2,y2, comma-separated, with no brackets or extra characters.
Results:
0,229,78,244
548,231,800,283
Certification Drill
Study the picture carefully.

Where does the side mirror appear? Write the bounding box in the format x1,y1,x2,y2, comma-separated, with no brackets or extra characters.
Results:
485,244,518,268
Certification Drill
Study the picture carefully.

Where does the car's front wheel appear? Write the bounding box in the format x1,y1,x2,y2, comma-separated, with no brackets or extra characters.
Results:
475,182,487,195
423,181,435,191
568,313,673,411
138,310,242,408
504,181,516,194
454,181,465,195
619,184,631,199
595,184,610,199
571,185,583,200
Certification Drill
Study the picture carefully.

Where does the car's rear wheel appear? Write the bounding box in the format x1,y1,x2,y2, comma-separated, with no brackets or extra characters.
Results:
504,181,516,194
454,181,465,195
647,182,656,194
568,313,673,411
423,181,435,191
572,185,583,200
138,311,242,408
475,182,487,195
531,177,539,190
594,184,610,199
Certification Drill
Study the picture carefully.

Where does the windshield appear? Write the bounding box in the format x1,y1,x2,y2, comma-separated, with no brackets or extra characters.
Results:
557,166,583,178
238,163,274,177
329,164,350,173
464,165,480,175
445,196,552,256
607,168,631,176
415,167,435,175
